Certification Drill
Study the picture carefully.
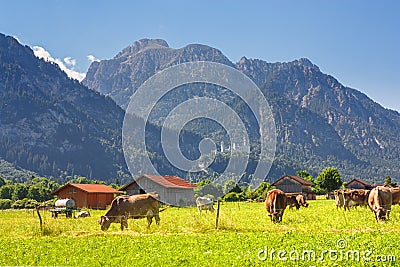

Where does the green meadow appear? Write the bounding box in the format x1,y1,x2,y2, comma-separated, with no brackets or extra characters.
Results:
0,200,399,266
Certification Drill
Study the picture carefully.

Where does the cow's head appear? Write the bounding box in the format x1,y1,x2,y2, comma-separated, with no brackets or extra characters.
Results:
99,215,111,231
268,212,282,223
296,195,309,207
374,207,389,221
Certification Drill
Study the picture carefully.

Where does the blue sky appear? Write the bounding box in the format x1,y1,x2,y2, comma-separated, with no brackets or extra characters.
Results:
1,0,399,111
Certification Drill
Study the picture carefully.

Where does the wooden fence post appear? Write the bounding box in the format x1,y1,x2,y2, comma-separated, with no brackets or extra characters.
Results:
36,206,42,232
215,199,221,229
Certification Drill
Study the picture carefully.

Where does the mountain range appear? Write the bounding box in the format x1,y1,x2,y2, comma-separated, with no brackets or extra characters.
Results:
0,33,127,183
0,35,399,184
83,39,400,183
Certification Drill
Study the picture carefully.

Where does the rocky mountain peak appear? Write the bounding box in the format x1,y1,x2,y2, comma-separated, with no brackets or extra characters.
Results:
115,38,170,59
294,58,320,71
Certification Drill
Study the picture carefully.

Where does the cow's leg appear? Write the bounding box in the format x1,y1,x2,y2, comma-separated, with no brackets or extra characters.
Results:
154,214,160,225
147,216,153,229
120,215,128,231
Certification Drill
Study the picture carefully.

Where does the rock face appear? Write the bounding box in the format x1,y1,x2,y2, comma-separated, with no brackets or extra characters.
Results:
83,39,234,109
83,39,400,182
0,33,128,182
236,57,400,179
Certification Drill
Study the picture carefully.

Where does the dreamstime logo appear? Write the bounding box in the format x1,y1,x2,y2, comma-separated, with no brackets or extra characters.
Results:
122,61,276,206
257,238,396,263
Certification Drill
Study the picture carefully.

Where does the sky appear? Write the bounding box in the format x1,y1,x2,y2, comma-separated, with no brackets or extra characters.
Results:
1,0,399,111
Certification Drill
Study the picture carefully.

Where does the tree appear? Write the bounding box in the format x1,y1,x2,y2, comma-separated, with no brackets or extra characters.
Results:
384,176,397,187
247,182,271,200
194,180,223,198
0,185,14,199
12,184,29,201
0,176,5,187
223,180,242,195
296,170,314,183
315,167,342,193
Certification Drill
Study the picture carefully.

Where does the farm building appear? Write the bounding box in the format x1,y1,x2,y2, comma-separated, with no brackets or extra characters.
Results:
272,175,316,200
119,174,197,206
50,183,122,209
346,179,373,190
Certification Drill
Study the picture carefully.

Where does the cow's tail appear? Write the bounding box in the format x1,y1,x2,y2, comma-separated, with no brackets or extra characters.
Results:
159,206,170,212
273,194,277,214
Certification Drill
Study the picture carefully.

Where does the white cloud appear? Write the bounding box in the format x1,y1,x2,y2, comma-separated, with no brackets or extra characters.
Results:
32,46,86,81
64,57,76,67
87,54,100,63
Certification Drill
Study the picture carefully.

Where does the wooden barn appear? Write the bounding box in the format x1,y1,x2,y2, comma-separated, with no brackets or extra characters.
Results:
272,175,316,200
119,174,197,206
346,179,373,190
50,183,122,210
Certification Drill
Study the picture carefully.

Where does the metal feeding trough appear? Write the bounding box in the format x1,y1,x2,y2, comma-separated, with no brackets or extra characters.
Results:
50,198,80,218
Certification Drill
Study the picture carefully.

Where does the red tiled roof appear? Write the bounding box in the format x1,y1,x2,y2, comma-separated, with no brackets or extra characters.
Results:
120,174,197,190
50,183,122,195
272,175,314,186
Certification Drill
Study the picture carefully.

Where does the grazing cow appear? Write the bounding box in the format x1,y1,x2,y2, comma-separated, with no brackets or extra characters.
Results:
390,187,400,206
77,210,91,218
196,197,215,213
343,189,370,210
286,194,309,209
334,190,345,210
368,186,392,222
99,192,161,231
265,189,287,223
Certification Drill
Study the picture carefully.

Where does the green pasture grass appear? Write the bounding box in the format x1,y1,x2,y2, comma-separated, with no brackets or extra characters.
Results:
0,200,399,266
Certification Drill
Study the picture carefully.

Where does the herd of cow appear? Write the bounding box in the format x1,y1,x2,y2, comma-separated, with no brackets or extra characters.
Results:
97,186,400,230
333,186,400,221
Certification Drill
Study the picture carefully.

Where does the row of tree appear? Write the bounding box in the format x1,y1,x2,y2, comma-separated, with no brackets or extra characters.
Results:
1,167,396,209
196,167,397,202
0,175,108,209
296,167,396,194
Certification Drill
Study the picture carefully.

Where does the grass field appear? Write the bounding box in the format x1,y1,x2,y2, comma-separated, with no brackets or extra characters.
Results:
0,200,399,266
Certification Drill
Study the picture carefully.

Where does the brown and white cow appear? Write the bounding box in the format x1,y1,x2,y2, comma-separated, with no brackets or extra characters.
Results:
343,189,370,210
286,194,309,209
265,189,287,223
390,187,400,206
334,189,345,210
368,186,392,222
99,192,162,231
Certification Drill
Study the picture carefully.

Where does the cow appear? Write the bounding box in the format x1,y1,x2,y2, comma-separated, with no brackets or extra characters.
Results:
196,197,215,213
99,192,162,231
390,187,400,206
343,189,370,210
77,210,91,218
265,189,287,223
286,194,309,209
368,186,392,222
334,189,345,210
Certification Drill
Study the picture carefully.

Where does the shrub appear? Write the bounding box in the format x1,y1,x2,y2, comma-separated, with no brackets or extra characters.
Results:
11,198,38,209
0,199,12,209
223,192,246,202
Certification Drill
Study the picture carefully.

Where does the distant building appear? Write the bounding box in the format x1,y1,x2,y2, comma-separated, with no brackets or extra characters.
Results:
119,174,197,206
50,183,122,209
272,175,316,200
346,179,373,190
